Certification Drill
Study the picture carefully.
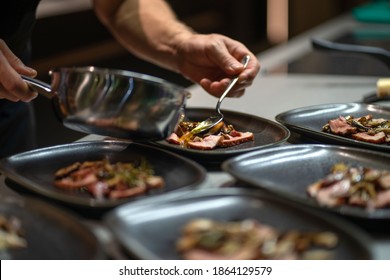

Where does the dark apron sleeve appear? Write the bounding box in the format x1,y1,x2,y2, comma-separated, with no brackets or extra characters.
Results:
0,0,40,157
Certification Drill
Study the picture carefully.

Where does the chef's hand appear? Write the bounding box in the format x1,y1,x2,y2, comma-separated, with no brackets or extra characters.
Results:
174,33,260,98
0,39,38,102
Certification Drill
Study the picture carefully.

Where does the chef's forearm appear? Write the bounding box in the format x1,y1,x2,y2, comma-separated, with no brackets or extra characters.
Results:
93,0,193,72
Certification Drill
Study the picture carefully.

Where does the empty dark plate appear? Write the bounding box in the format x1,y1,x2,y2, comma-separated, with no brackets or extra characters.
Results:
151,108,290,162
0,196,103,259
103,187,373,260
0,140,206,209
223,144,390,223
275,103,390,152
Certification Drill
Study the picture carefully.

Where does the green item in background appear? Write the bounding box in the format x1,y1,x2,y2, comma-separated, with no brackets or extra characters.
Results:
353,0,390,23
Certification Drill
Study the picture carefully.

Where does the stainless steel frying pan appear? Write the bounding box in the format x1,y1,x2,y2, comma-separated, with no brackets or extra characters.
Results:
23,67,190,141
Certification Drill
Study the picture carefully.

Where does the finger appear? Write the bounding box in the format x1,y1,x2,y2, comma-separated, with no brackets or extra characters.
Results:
214,78,248,97
0,85,37,102
237,55,260,83
228,88,245,98
0,53,37,102
0,40,37,77
199,78,218,98
0,85,21,102
205,38,244,76
200,77,244,98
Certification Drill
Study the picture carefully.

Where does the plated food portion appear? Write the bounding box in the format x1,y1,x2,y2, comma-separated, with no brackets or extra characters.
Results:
0,214,27,254
322,115,390,144
104,188,372,260
223,144,390,221
176,218,338,260
275,103,390,152
54,158,164,200
307,163,390,210
0,197,102,259
0,141,206,209
167,120,254,150
153,108,290,161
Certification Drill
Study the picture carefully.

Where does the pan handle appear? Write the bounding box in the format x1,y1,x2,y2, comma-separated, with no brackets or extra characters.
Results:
311,38,390,69
21,75,54,99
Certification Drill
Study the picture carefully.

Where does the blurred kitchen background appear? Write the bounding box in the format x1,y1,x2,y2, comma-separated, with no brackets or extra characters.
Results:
32,0,368,147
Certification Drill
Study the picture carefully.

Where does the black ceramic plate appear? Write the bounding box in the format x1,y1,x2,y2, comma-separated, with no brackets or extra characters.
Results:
275,103,390,152
0,196,103,259
103,188,373,260
223,144,390,221
152,108,290,162
0,140,206,209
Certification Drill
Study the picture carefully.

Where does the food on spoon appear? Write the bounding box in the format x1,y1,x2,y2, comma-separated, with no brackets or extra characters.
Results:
322,114,390,144
167,120,254,150
176,218,338,260
0,215,27,251
54,158,164,199
307,163,390,210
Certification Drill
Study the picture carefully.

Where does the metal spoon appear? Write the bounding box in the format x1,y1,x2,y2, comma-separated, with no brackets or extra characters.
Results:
190,54,251,135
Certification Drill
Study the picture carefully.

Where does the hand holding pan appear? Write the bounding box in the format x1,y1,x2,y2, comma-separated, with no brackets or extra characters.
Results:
22,67,190,141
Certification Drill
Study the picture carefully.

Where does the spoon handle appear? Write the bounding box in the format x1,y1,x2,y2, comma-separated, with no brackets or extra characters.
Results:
216,55,251,113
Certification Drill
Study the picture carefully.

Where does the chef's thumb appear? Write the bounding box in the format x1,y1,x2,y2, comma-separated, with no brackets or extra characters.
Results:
222,56,244,76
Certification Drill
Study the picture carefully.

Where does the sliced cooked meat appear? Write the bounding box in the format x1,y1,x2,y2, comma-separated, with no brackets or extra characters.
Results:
167,118,255,150
87,181,109,199
54,158,164,199
323,114,390,145
314,185,346,207
307,181,322,197
328,116,357,135
368,190,390,209
145,176,165,189
187,135,223,150
307,163,390,210
351,131,386,144
54,173,98,189
177,218,338,260
109,185,147,199
219,131,254,147
166,133,180,145
348,193,369,207
378,174,390,189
